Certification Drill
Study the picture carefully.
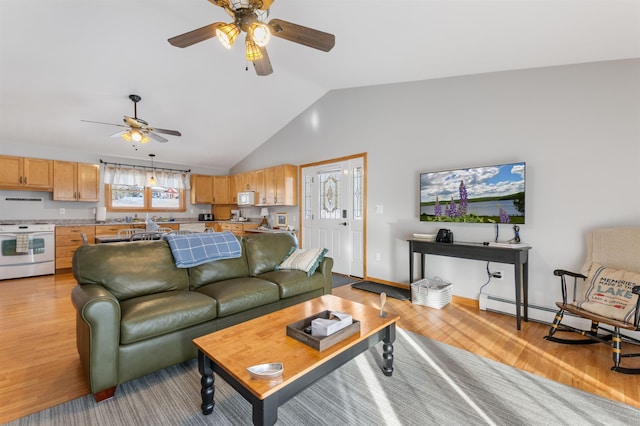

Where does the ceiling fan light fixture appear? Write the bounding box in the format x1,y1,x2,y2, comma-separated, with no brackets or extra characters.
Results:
250,23,270,47
131,130,143,142
216,23,240,49
124,129,150,144
245,37,262,61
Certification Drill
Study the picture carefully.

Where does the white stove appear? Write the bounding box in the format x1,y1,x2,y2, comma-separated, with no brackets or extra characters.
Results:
0,223,56,233
0,223,56,280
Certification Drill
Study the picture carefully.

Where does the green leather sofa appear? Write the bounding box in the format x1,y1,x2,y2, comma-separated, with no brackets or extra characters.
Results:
70,232,333,402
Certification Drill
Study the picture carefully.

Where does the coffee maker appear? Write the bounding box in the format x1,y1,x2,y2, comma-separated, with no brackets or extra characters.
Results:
230,210,240,221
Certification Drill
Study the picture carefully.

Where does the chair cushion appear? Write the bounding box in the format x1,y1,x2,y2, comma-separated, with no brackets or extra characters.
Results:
573,263,640,323
120,291,217,344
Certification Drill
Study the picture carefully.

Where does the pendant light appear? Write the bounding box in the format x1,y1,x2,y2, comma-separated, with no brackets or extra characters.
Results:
148,153,156,186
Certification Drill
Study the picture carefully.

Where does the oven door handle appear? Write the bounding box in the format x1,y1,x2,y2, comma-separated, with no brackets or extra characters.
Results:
0,232,53,239
27,232,54,238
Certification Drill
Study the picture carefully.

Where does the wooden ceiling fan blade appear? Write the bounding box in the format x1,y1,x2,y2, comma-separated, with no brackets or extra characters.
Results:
149,127,182,137
268,19,335,52
147,132,169,143
168,22,224,48
253,45,273,76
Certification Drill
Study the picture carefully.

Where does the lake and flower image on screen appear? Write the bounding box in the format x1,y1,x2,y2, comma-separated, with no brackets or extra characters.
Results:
420,162,525,224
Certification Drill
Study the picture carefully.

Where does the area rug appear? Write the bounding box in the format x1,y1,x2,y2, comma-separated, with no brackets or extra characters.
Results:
351,281,411,300
332,273,360,288
8,329,639,425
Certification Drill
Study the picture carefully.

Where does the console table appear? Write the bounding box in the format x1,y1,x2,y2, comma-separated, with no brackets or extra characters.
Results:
408,240,531,330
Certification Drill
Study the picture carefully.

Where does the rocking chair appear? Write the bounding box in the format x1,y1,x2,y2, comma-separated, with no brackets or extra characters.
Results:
545,227,640,374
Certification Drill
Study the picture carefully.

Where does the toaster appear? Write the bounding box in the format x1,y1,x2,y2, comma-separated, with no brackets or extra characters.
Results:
198,213,214,221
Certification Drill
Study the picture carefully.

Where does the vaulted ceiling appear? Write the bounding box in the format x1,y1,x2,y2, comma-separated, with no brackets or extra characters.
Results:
1,1,638,170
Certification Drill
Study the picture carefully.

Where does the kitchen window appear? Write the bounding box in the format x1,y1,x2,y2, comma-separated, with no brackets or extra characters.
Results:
105,184,186,212
103,165,188,212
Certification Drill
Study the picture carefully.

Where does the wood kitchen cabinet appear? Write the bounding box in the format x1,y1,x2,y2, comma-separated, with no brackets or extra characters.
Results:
228,175,237,204
55,225,95,270
261,164,298,206
232,173,243,193
0,155,53,191
231,164,297,206
53,161,100,202
234,170,261,193
218,222,259,236
190,174,213,204
234,172,250,192
213,175,231,204
205,221,218,231
253,168,265,204
95,224,139,235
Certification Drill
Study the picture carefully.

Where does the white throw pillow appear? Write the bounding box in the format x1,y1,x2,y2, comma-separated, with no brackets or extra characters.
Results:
278,248,328,276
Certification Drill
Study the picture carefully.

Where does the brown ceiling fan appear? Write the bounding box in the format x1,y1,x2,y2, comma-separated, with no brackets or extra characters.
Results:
82,94,181,144
168,0,335,76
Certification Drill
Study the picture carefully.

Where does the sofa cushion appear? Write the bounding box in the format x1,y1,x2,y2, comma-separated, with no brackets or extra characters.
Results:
258,269,326,298
72,240,189,301
120,291,217,345
189,254,250,290
243,233,298,276
195,277,280,317
277,247,328,276
574,263,640,323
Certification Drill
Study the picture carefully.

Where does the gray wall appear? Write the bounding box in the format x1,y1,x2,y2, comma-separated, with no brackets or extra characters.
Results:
233,59,640,309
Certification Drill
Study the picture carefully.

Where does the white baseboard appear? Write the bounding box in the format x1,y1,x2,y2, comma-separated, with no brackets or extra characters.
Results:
478,294,640,339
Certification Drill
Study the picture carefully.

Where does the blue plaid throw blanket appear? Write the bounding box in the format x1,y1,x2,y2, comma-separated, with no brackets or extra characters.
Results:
163,231,242,268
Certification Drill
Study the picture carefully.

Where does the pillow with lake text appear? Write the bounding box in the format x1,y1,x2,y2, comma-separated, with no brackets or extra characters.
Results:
278,247,328,277
573,263,640,323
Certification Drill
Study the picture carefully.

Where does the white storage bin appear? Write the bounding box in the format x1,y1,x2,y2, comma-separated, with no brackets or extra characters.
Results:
411,277,453,309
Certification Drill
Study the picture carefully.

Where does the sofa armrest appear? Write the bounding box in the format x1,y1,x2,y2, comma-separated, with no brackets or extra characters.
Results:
317,256,334,294
71,284,121,395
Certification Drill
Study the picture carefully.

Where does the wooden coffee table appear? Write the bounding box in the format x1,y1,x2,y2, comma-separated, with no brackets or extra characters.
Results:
193,294,399,426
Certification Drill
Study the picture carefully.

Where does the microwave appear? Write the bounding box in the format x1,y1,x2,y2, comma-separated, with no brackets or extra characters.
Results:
198,213,214,221
237,191,255,206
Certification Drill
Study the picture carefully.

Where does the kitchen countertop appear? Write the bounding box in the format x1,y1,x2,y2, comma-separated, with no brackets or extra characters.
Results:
0,219,262,227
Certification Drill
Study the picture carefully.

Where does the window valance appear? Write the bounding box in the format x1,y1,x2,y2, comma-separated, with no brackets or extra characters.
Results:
103,165,190,189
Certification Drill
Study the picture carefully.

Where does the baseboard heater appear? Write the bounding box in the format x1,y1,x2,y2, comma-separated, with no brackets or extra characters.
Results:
479,294,640,339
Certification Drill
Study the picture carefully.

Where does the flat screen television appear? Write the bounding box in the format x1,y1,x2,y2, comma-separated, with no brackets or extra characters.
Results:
420,161,525,224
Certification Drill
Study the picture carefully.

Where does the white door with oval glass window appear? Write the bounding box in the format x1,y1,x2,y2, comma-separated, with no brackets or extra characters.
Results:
301,156,364,278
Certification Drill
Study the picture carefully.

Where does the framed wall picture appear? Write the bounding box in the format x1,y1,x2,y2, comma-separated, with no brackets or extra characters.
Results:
276,212,288,228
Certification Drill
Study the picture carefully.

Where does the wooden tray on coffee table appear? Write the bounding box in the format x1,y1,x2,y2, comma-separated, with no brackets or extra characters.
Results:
286,310,361,351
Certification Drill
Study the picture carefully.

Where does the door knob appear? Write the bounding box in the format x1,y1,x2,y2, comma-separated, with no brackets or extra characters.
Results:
339,222,348,226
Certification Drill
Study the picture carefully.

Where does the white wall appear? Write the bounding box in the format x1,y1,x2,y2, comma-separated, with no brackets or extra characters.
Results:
233,59,640,310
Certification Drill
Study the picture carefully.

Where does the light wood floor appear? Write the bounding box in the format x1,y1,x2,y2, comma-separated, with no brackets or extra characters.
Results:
1,273,638,423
